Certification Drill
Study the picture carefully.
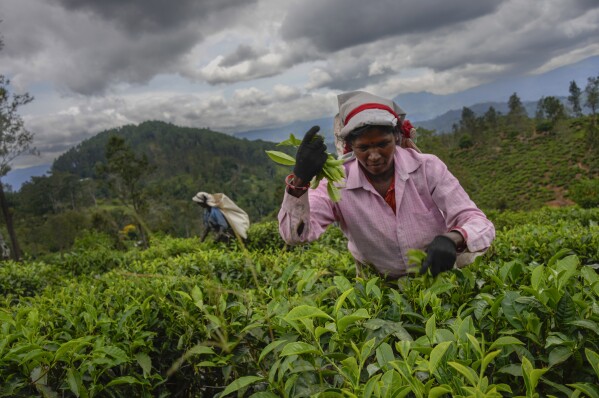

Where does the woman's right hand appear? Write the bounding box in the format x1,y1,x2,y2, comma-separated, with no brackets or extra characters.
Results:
293,126,328,182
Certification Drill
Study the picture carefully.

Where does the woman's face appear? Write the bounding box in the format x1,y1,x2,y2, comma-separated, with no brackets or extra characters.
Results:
349,127,398,177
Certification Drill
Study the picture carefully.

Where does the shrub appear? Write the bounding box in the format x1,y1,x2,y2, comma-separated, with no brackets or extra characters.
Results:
536,120,553,133
569,178,599,208
458,134,473,149
246,221,286,251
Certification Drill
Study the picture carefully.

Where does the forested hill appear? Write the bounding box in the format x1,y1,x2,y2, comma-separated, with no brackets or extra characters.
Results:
52,120,292,217
53,120,282,183
15,121,292,250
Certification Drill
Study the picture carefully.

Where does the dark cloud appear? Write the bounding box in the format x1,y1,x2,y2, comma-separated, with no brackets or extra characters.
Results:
2,0,262,94
298,0,599,93
219,44,266,67
70,29,202,94
200,42,321,85
49,0,256,35
281,0,504,52
308,56,394,91
407,1,599,74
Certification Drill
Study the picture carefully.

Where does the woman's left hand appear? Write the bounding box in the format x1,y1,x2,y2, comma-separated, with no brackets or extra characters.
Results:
420,235,457,276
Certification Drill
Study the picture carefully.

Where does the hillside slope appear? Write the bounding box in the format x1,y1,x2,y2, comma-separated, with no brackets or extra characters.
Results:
422,119,599,211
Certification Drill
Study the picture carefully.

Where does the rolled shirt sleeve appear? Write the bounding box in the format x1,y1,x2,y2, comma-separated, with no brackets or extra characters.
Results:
278,182,337,244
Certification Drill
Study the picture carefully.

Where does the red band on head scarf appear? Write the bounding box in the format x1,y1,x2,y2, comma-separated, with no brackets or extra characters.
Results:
343,103,399,126
342,103,418,154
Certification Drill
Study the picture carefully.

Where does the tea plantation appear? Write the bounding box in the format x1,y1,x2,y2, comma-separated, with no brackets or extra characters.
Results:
1,207,598,397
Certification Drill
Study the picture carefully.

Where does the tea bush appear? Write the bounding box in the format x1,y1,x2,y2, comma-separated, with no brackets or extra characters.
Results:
0,207,597,397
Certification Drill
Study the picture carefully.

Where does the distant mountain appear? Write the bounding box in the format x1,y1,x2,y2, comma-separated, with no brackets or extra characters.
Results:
235,117,335,144
415,99,544,133
3,164,51,191
394,55,599,121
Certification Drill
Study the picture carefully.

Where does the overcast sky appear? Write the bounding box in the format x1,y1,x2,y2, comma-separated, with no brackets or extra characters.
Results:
1,0,599,167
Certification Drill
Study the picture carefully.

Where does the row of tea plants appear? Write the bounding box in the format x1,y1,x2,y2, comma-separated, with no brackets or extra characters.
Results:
0,207,598,397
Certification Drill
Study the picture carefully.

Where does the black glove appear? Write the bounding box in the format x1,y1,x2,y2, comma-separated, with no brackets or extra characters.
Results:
293,126,328,182
420,235,457,277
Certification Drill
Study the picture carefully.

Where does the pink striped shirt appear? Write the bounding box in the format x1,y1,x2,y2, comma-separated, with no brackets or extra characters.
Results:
278,147,495,278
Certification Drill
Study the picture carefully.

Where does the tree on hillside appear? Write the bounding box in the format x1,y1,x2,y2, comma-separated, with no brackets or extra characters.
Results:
585,76,599,122
584,75,599,147
536,96,566,123
0,69,37,260
460,107,477,133
568,80,582,117
508,93,526,119
483,106,499,132
98,135,155,247
506,92,529,136
458,107,478,148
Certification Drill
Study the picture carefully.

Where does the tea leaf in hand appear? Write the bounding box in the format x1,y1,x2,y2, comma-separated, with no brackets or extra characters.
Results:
265,150,296,166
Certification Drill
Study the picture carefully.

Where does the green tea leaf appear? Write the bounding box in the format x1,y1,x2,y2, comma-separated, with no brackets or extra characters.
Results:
265,150,296,166
334,288,354,314
258,340,288,364
429,341,452,375
135,352,152,378
337,308,370,333
556,291,576,325
568,319,599,336
585,348,599,379
489,336,524,351
221,376,264,397
425,315,436,343
567,383,599,398
497,364,522,377
363,374,382,398
530,265,545,291
428,385,453,398
280,342,319,356
466,334,482,358
360,338,376,364
521,356,547,394
500,291,525,329
481,350,501,372
54,337,93,363
555,255,579,292
284,305,333,321
327,181,341,202
456,316,475,342
277,134,302,147
105,376,142,387
186,345,216,356
341,356,359,384
249,392,280,398
97,345,128,362
548,346,573,368
66,368,84,397
448,361,479,386
376,342,395,371
191,285,203,303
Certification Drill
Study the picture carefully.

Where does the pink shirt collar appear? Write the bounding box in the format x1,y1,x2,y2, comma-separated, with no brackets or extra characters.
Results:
344,146,422,190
